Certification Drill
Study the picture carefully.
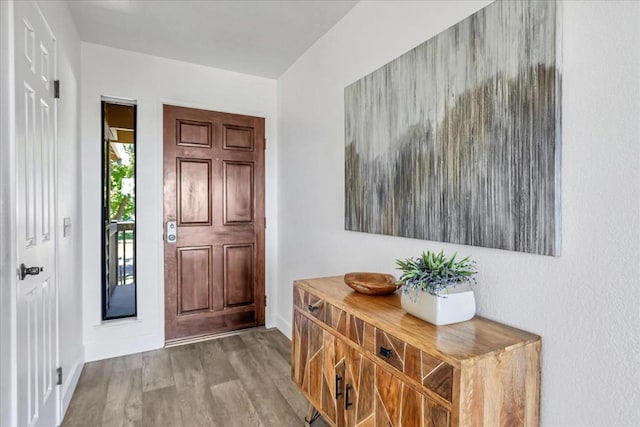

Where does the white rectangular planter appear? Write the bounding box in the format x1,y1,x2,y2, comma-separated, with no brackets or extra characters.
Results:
401,289,476,326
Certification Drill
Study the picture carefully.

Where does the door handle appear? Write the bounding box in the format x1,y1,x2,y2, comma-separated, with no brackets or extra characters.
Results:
19,264,43,280
345,384,353,409
335,375,343,399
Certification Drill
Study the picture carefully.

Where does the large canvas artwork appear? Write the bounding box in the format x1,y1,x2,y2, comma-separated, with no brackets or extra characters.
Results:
345,0,562,256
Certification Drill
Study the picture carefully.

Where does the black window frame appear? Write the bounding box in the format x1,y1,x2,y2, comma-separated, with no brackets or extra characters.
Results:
101,99,138,321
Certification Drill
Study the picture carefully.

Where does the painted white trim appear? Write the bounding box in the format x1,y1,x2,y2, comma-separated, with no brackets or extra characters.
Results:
84,332,163,363
274,313,292,340
0,1,17,426
41,1,63,421
100,95,137,106
60,352,83,421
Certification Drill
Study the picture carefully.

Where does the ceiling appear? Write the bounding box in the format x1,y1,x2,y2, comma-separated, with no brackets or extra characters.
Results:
68,0,358,78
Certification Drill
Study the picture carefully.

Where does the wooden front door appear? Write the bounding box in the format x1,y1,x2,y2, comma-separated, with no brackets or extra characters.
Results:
163,105,265,342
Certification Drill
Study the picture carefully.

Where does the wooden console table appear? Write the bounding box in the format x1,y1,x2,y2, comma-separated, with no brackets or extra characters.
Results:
292,276,541,426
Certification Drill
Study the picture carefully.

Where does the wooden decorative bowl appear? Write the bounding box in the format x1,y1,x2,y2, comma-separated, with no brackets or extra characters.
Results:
344,272,398,296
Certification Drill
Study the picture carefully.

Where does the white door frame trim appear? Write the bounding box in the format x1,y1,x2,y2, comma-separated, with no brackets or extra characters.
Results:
0,1,18,426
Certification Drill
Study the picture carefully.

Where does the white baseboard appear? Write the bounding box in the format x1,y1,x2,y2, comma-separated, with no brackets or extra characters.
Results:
274,313,292,340
84,334,164,362
265,308,276,329
60,351,84,421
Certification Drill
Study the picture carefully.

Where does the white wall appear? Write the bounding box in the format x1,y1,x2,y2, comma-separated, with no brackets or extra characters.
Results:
81,43,278,361
35,1,85,415
276,1,640,425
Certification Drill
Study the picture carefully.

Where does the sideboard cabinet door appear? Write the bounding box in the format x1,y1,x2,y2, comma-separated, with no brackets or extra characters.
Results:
295,310,450,426
293,311,341,424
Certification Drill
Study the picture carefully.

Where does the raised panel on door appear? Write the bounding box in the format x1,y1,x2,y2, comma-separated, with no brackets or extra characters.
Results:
177,246,212,314
25,290,37,422
178,119,212,148
223,124,254,151
177,158,211,226
22,278,58,426
40,279,55,400
39,98,51,241
223,244,254,307
23,83,36,246
223,161,254,224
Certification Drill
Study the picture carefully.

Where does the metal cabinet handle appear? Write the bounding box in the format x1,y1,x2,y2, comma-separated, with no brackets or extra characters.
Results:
345,384,353,409
335,375,343,399
379,347,393,359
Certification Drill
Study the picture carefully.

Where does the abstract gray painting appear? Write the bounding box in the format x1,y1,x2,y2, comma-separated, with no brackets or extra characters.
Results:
345,0,562,256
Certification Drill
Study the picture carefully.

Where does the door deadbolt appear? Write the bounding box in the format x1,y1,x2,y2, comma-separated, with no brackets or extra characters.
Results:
166,221,177,243
19,263,43,280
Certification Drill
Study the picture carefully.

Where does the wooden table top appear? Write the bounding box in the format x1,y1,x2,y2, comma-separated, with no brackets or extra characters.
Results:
295,276,540,366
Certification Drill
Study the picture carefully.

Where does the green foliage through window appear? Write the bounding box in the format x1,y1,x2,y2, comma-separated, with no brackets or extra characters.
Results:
109,143,135,221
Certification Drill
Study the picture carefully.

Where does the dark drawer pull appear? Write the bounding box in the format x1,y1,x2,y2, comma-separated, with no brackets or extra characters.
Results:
379,347,393,359
335,375,343,399
345,384,353,409
307,300,323,313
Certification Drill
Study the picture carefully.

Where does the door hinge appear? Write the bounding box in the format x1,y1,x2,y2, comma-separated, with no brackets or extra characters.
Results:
264,295,267,307
56,367,62,386
264,138,266,150
54,80,60,99
264,217,267,229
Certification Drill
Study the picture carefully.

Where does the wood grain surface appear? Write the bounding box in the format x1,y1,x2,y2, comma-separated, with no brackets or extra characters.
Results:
63,328,329,427
296,276,539,367
343,272,398,295
163,104,266,342
293,277,541,426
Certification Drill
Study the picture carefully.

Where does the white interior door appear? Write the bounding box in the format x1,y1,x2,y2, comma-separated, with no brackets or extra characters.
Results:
14,1,59,426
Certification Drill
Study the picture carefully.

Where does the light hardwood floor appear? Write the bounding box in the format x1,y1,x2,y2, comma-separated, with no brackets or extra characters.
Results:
62,328,328,427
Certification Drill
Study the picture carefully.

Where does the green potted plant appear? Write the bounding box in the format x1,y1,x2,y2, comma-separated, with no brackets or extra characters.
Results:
396,250,477,325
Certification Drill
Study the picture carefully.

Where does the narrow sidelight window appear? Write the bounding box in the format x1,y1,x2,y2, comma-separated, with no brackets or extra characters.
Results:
101,99,137,320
